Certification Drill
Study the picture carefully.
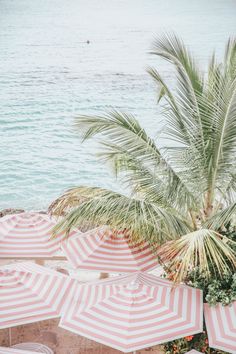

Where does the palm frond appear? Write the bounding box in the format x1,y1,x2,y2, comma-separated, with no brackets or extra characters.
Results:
150,34,236,209
98,142,196,215
203,39,236,203
222,173,236,203
150,33,210,196
51,186,190,244
151,33,203,95
151,33,205,147
99,143,170,204
224,37,236,78
158,229,236,282
75,110,198,212
147,66,178,107
204,202,236,229
147,66,193,149
48,186,100,216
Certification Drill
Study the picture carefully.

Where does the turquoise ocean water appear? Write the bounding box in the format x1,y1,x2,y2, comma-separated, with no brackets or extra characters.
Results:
0,0,235,210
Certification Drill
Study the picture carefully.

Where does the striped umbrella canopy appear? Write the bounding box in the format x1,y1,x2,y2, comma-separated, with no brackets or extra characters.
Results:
0,212,70,259
204,302,236,354
0,347,39,354
0,262,72,329
60,272,203,353
62,226,159,273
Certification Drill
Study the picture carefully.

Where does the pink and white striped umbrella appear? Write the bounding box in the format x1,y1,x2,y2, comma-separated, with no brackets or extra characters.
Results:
0,212,69,259
0,262,72,329
60,272,203,353
0,347,39,354
204,302,236,354
62,226,159,273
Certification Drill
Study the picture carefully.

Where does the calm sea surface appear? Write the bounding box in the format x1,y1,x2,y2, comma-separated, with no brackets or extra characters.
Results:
0,0,235,210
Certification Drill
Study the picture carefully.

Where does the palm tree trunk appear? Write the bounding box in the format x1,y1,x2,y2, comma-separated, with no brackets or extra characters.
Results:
189,210,197,230
9,328,12,346
205,190,213,217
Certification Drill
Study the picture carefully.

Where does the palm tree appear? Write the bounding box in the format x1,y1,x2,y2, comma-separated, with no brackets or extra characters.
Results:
50,34,236,281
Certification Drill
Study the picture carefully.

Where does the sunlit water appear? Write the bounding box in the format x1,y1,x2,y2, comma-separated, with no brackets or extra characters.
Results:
0,0,235,210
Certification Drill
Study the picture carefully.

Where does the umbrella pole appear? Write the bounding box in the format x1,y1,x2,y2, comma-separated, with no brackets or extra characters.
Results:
99,272,109,279
9,327,12,346
35,259,45,266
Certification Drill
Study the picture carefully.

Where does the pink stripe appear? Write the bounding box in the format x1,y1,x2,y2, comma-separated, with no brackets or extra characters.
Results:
62,227,158,272
61,319,201,351
0,212,71,258
204,302,236,353
60,272,202,352
0,262,72,328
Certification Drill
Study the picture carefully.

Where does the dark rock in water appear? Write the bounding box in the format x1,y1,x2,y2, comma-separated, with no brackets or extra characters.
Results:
86,40,90,44
0,208,25,218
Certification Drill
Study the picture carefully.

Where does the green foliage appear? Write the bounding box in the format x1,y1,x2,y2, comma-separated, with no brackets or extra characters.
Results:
164,332,224,354
187,268,236,306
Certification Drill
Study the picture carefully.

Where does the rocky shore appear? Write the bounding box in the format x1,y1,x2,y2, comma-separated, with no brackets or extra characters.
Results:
0,208,25,218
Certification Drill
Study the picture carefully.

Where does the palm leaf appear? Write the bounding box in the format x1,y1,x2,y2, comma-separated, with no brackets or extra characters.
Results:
98,142,196,215
151,33,204,146
75,110,198,211
158,229,236,282
151,34,236,211
150,34,210,197
51,186,190,243
48,186,100,216
204,202,236,229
